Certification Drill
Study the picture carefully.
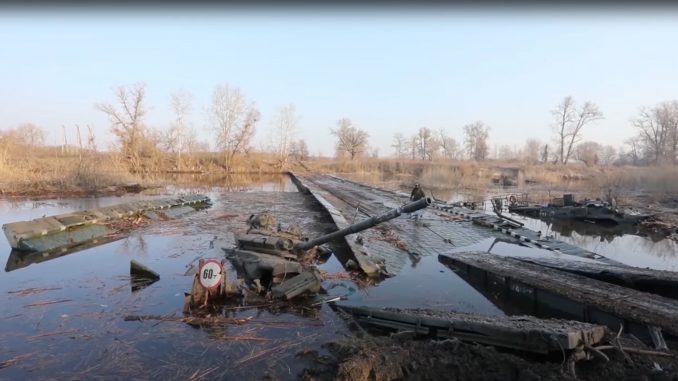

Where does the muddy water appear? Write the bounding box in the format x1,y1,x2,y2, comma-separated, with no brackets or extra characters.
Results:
398,183,678,272
514,216,678,271
0,174,506,380
0,176,340,380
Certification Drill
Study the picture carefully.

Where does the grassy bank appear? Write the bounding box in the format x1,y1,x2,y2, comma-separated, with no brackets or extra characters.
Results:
3,147,678,202
303,158,678,203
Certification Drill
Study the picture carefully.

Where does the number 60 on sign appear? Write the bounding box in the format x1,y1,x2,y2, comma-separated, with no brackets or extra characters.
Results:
198,259,223,289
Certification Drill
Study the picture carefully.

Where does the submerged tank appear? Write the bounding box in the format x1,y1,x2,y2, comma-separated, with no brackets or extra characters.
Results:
225,197,431,300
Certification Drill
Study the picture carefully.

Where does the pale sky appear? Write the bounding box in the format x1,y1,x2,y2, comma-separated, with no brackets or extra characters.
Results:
1,7,678,157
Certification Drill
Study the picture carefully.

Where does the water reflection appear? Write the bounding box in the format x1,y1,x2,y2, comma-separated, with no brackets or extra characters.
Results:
147,173,298,192
5,234,125,272
513,213,678,271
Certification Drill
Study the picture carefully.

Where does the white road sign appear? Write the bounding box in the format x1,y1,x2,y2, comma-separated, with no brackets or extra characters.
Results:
198,260,223,289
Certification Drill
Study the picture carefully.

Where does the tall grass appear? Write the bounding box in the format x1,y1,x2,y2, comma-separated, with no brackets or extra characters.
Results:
3,144,678,200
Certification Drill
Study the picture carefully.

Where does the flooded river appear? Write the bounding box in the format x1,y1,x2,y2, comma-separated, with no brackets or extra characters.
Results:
2,173,677,379
0,174,500,380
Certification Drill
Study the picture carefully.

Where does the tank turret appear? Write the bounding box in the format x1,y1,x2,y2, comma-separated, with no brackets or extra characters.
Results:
224,197,431,300
294,197,431,252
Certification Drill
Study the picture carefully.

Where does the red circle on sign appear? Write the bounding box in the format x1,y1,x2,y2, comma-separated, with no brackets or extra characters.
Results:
198,259,223,290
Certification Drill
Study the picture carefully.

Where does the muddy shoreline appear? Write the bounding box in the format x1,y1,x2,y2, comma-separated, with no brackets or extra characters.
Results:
301,333,678,381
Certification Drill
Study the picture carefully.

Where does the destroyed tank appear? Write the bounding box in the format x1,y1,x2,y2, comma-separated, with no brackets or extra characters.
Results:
226,197,432,301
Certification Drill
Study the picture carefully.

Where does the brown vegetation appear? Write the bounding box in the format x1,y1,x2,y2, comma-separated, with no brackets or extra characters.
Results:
3,129,678,206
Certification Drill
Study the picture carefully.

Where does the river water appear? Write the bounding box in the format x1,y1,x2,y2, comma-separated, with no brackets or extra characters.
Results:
0,174,500,379
2,173,676,379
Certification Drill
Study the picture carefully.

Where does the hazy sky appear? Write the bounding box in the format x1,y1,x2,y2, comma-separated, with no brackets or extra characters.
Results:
1,7,678,156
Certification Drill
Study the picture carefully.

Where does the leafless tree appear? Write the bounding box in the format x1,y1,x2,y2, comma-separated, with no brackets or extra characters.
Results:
575,141,602,166
208,84,260,169
273,104,299,167
497,144,518,161
96,82,149,170
408,136,417,160
632,101,678,164
438,129,459,160
623,138,641,165
290,139,310,161
632,107,666,163
523,139,542,164
392,133,408,159
551,96,603,164
164,90,196,170
331,118,369,160
86,125,97,152
415,127,439,161
599,145,617,166
15,123,47,147
463,121,490,161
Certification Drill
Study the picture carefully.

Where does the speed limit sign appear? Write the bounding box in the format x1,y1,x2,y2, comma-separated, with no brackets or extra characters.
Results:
198,259,223,289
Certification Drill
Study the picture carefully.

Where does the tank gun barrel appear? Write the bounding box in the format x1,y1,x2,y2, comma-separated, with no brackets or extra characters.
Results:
293,197,431,252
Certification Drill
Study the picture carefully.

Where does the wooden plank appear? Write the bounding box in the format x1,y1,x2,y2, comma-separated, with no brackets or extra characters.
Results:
338,305,607,354
440,252,678,336
517,256,678,300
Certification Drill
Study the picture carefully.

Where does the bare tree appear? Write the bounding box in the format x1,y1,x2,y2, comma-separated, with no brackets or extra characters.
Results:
497,144,518,161
575,141,602,166
290,139,310,161
86,125,97,152
416,127,438,161
164,90,195,170
273,104,299,167
331,118,369,160
438,129,459,160
633,107,665,163
408,136,417,160
623,137,641,165
632,101,678,164
208,84,260,169
392,133,408,159
16,123,47,147
599,145,617,166
96,82,149,170
463,121,490,161
551,96,603,164
666,102,678,163
523,139,541,164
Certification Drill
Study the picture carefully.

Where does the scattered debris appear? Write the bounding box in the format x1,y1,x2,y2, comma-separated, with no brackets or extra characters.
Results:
0,352,36,370
123,314,253,326
7,287,62,297
22,299,72,308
